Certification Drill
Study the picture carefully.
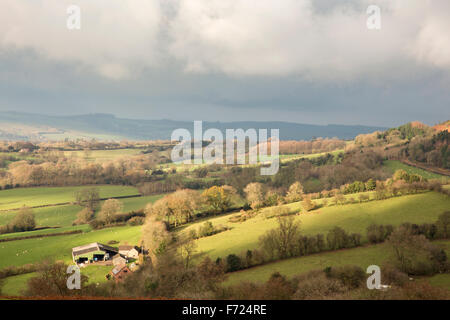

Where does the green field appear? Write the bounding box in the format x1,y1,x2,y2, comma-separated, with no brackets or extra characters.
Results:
0,194,163,228
0,263,123,296
225,240,450,285
161,149,344,172
0,272,36,296
0,225,142,269
0,194,164,238
0,185,140,211
188,192,450,260
0,225,90,240
383,160,446,180
0,204,81,227
427,273,450,290
64,148,143,162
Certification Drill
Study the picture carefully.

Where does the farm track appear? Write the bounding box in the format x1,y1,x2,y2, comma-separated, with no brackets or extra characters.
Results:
401,159,450,177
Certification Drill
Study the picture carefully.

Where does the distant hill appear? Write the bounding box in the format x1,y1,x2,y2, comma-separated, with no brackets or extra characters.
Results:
0,111,387,141
433,120,450,133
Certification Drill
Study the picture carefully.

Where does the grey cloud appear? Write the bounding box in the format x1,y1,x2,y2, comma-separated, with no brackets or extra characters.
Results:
0,1,449,127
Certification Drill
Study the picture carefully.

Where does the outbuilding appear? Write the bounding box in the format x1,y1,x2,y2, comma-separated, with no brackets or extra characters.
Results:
109,264,131,282
118,245,139,259
72,242,118,264
112,254,127,266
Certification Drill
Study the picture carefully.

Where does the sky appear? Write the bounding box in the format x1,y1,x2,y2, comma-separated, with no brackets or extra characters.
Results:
0,0,449,127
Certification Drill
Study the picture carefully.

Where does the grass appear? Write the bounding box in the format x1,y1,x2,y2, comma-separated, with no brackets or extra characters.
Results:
0,272,36,296
0,225,90,240
383,160,446,180
0,185,140,211
82,265,113,285
427,274,450,291
0,204,81,227
188,192,450,260
225,240,450,285
162,149,344,172
0,225,142,269
0,224,142,296
0,194,164,237
120,194,164,212
0,264,118,297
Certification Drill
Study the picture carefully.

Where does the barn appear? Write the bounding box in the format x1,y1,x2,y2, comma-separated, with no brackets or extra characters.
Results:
72,242,118,264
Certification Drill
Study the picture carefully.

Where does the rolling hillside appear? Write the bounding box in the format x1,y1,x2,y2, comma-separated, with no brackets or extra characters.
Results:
186,192,450,260
0,111,387,141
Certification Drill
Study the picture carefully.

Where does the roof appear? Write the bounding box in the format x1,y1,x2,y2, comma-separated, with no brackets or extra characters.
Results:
119,245,134,251
112,254,126,261
97,243,119,253
111,265,130,276
72,243,100,257
72,242,118,257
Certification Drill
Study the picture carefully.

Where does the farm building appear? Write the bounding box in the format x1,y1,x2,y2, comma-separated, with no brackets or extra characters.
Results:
109,264,131,282
72,242,118,264
119,245,139,259
112,254,127,266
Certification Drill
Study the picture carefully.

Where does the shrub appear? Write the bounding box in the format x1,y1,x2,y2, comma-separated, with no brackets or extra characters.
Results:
226,254,242,272
293,270,347,299
358,193,370,202
9,207,36,232
285,182,303,203
127,216,145,226
264,206,293,219
327,227,353,250
436,211,450,239
98,199,123,224
262,272,295,300
381,264,409,287
198,221,215,237
367,224,394,244
388,226,448,275
73,207,94,225
0,264,37,279
325,265,366,289
301,196,316,212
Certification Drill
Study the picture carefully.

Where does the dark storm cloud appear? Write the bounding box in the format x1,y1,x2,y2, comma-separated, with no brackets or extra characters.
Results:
0,1,449,126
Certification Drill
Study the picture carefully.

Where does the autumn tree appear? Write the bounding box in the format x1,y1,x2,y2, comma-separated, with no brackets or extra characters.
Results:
147,189,199,227
388,226,448,275
365,178,376,191
244,182,265,209
141,214,171,266
301,195,316,212
75,187,100,211
178,233,198,269
202,185,236,214
436,211,450,239
10,206,36,232
170,189,200,225
98,198,123,224
285,182,303,203
73,207,95,225
259,216,301,259
25,261,90,297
